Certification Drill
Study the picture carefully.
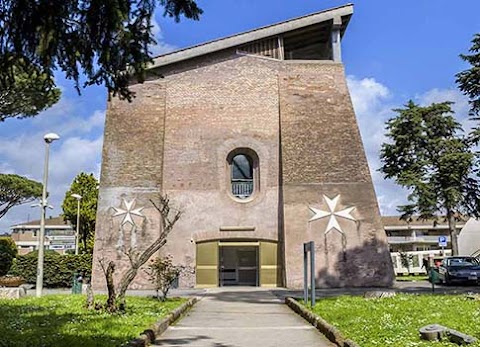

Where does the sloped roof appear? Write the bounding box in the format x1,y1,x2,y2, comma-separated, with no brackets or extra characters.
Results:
151,3,353,69
10,216,72,229
382,216,468,228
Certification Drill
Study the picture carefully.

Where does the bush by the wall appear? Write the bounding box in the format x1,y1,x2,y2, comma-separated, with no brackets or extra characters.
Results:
9,251,92,287
0,237,18,276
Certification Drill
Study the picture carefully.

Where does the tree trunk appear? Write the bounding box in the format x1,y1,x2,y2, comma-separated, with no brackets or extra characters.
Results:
116,238,168,306
97,195,181,313
447,211,459,256
117,266,139,308
85,283,94,310
105,261,117,312
83,232,87,253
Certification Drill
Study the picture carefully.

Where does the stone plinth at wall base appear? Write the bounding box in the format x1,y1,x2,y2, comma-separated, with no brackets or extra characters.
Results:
0,287,26,299
285,297,360,347
126,297,198,347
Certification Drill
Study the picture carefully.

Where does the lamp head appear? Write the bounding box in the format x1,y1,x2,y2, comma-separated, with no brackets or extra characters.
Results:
44,133,60,143
71,194,82,200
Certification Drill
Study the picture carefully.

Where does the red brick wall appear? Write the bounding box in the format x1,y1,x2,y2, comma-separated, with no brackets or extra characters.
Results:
92,52,393,290
279,62,393,287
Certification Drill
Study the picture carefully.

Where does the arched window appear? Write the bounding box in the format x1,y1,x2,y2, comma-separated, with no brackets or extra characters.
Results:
227,149,259,200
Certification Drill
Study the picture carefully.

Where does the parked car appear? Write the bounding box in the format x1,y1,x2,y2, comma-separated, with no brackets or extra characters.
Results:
437,256,480,285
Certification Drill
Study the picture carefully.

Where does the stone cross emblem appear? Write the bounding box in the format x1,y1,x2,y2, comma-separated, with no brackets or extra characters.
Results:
111,198,145,252
112,199,144,227
309,195,356,235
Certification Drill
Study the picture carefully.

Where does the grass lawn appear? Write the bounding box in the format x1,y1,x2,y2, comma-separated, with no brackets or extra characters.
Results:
0,295,186,347
308,294,480,347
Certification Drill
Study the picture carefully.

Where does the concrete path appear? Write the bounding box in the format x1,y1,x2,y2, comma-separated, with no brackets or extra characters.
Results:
153,287,334,347
29,280,480,297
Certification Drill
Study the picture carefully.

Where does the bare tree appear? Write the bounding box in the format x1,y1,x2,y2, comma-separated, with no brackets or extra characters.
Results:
91,194,181,312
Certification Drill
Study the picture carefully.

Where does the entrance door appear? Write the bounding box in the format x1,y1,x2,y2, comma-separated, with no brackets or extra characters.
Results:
197,240,281,287
219,243,259,286
259,241,280,287
196,241,219,288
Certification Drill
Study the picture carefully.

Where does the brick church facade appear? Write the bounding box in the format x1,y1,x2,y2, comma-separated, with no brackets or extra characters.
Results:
92,4,394,289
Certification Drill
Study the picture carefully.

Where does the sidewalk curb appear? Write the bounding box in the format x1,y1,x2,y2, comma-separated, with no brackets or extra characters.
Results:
285,297,360,347
126,297,198,347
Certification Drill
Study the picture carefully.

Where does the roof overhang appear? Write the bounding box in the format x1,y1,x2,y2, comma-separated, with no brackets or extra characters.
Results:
10,225,73,230
151,3,353,69
384,224,466,231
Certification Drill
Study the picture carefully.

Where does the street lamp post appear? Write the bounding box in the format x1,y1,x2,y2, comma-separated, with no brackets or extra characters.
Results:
71,194,82,255
36,133,60,298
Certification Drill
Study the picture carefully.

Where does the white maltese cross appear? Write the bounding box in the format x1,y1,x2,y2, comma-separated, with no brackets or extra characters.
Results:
309,195,356,235
112,199,144,227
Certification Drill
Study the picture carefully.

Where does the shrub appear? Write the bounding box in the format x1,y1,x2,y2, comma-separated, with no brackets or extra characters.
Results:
146,256,183,300
0,237,18,276
9,251,92,287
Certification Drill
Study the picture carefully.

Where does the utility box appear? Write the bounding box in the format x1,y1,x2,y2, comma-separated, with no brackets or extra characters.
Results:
72,273,82,294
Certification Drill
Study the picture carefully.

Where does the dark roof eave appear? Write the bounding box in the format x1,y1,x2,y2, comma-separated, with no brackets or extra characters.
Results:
150,4,353,69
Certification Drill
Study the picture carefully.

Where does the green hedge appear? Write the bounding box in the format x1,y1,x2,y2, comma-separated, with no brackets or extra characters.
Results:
0,237,18,276
9,251,92,287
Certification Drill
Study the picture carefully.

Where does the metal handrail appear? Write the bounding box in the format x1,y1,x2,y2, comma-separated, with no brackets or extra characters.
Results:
232,179,253,198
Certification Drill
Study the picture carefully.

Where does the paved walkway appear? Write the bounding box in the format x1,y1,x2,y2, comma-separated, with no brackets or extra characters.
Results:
29,280,480,297
153,287,334,347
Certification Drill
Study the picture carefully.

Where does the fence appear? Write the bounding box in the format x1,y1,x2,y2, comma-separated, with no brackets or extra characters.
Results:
391,249,452,275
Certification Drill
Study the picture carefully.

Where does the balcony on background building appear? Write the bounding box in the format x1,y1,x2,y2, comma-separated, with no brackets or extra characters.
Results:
387,235,451,244
232,179,253,199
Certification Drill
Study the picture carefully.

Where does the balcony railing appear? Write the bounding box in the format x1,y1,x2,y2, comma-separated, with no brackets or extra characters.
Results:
388,235,451,243
232,179,254,199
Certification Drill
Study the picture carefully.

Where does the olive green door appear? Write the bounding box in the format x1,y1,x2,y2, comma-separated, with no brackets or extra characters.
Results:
260,241,281,287
197,240,280,287
196,241,219,288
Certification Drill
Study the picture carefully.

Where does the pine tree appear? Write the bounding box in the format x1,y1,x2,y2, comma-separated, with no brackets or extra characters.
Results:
380,101,480,255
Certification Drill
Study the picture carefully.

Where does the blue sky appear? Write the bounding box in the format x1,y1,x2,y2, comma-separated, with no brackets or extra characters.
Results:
1,0,479,232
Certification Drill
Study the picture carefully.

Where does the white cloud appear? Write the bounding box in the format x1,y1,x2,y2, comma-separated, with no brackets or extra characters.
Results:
348,77,475,216
416,88,469,115
29,95,106,137
347,76,393,158
348,77,390,116
0,97,104,232
347,75,408,215
416,88,474,132
149,17,178,57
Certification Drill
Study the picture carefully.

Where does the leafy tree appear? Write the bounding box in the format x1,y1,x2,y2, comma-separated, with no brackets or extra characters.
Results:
0,0,202,102
0,174,42,219
0,237,18,276
380,101,480,255
456,33,480,143
0,59,60,121
62,173,99,254
398,251,414,274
